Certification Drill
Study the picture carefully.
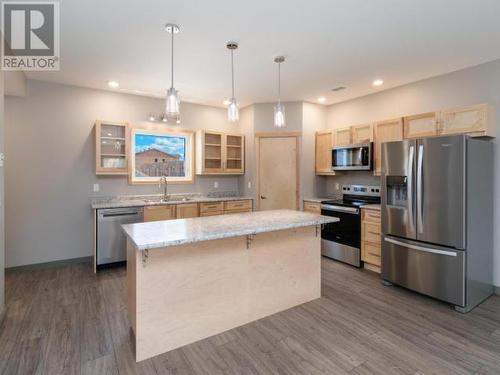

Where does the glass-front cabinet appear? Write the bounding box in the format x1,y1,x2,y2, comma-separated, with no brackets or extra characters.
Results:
196,130,245,175
95,121,129,175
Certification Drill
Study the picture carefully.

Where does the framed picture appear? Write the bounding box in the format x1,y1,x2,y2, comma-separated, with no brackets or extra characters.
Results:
129,127,194,184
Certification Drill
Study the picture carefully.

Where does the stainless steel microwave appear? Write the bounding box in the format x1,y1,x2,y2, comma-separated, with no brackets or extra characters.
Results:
332,143,373,171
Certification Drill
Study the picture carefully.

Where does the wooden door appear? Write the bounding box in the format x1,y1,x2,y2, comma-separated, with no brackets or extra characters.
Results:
176,203,199,219
257,135,299,211
315,130,335,175
224,134,245,174
351,123,373,144
144,205,176,222
202,131,224,173
333,127,352,146
373,118,403,175
439,104,489,136
403,112,438,139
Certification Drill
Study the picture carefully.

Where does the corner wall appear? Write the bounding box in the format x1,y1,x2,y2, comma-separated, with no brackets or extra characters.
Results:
326,59,500,286
0,70,5,313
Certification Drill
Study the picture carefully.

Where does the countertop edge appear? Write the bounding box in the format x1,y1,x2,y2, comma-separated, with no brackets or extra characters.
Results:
91,196,255,210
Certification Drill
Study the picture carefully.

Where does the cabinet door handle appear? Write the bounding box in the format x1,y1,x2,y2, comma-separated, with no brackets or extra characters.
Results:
368,231,380,235
368,252,381,257
260,196,267,200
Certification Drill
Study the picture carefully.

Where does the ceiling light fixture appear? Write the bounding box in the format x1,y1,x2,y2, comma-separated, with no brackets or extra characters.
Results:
223,99,231,106
165,23,180,118
148,114,156,121
107,80,119,88
372,79,384,87
317,97,326,103
331,86,346,92
226,41,239,123
273,56,285,128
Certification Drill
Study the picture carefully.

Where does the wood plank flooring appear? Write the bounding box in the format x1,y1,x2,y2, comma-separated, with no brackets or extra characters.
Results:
1,258,499,374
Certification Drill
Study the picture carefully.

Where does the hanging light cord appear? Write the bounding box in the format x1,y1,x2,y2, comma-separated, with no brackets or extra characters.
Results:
231,49,235,98
277,61,281,105
170,28,174,89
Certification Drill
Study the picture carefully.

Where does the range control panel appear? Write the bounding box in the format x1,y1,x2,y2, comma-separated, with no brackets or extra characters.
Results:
342,184,380,197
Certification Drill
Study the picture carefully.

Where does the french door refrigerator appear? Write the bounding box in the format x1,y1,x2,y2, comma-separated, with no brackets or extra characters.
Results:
381,134,493,312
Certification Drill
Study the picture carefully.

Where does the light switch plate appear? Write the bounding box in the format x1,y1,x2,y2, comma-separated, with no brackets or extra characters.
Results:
214,181,219,189
248,181,251,189
93,183,100,193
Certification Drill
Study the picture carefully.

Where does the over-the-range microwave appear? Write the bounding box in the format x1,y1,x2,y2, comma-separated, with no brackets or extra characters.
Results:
332,143,373,171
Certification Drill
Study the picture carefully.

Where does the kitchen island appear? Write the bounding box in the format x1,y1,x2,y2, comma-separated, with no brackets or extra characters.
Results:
122,209,338,361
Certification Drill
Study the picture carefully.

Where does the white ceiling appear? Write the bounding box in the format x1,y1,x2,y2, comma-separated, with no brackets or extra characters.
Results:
27,0,500,107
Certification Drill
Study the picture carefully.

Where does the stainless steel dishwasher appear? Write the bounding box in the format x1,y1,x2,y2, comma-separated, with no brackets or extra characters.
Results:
97,207,144,268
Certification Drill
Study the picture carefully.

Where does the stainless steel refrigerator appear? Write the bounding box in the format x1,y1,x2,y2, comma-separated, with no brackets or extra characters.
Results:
381,134,493,312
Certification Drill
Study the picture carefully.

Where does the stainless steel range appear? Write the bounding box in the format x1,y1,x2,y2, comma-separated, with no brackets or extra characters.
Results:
321,185,380,267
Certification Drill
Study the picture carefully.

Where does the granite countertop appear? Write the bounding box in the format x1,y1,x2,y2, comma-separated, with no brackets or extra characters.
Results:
303,197,331,203
91,194,254,209
360,204,381,210
122,209,338,251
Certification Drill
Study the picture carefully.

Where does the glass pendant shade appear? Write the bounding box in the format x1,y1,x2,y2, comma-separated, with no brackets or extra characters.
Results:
166,87,180,116
274,103,285,128
227,97,239,122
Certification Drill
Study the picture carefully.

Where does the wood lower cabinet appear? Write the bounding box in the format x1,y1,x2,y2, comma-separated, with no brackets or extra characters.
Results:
224,200,252,213
176,203,199,219
303,201,321,214
200,202,224,216
351,123,373,144
403,112,438,139
373,118,404,176
361,208,381,273
144,205,176,222
333,127,352,146
315,130,335,175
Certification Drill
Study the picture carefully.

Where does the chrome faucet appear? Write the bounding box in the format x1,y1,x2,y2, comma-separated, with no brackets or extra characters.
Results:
159,176,169,202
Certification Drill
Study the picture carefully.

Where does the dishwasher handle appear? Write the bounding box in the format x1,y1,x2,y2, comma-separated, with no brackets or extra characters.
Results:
98,208,144,219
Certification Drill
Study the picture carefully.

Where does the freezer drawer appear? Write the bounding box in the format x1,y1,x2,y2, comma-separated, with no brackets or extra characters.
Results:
382,235,465,307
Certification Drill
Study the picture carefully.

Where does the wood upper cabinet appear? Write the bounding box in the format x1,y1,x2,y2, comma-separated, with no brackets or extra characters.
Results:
315,130,335,175
176,203,199,219
403,113,438,139
351,123,373,144
144,205,176,222
95,121,129,175
333,127,352,146
439,104,493,137
373,118,403,176
196,131,244,175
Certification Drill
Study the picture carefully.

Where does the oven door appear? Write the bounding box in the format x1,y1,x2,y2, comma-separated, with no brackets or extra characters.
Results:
321,205,360,248
332,144,372,171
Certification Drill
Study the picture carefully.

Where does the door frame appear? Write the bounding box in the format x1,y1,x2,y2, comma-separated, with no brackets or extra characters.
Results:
255,132,302,211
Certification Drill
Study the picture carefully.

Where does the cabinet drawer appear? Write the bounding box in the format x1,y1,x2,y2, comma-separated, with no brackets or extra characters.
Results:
200,202,224,214
363,222,381,243
200,211,223,217
363,242,381,266
144,205,176,222
176,203,199,219
362,209,381,223
303,201,321,214
224,200,252,212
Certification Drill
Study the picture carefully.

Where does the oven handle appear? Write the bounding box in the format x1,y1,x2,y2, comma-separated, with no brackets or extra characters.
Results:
321,204,359,214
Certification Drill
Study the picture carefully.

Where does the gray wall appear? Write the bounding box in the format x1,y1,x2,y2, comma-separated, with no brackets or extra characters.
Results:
0,71,5,312
326,59,500,286
5,80,240,267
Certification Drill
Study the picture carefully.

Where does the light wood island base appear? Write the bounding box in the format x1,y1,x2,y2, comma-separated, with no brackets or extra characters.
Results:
127,226,321,362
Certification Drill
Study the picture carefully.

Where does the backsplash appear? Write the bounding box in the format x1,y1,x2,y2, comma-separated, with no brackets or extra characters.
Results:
325,171,381,197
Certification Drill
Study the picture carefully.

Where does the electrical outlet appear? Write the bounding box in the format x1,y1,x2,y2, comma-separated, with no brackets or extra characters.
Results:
214,181,219,189
335,183,340,190
93,183,100,193
247,181,252,189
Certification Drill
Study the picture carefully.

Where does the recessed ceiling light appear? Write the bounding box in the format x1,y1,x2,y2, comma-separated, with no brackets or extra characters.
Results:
107,80,119,88
318,97,326,103
372,79,384,87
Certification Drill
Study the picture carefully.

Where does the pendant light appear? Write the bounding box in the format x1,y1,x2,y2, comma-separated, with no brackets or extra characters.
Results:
274,56,285,128
226,42,239,122
165,23,180,117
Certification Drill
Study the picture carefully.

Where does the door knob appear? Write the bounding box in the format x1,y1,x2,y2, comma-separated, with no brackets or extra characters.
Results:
260,195,267,199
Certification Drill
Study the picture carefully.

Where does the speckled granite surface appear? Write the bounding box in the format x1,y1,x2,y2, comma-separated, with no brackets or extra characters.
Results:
91,194,253,209
303,197,331,203
122,209,338,250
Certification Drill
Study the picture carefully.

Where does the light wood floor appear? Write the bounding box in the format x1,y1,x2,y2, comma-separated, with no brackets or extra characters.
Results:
1,258,500,375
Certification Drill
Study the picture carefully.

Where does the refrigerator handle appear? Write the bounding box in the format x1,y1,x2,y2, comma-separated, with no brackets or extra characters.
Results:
384,237,457,257
407,146,415,233
417,144,424,233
